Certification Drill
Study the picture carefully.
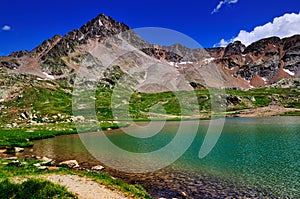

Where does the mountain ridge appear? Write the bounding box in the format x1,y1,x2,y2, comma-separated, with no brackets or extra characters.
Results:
0,13,299,90
0,13,299,125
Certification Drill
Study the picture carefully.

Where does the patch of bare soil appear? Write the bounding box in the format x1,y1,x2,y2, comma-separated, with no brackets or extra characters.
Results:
233,105,300,117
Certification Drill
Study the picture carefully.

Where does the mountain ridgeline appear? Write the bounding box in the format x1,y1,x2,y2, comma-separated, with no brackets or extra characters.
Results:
0,13,300,125
0,13,299,90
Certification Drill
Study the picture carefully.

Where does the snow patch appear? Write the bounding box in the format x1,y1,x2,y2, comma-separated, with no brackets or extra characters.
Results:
169,62,175,66
262,77,268,83
43,72,55,80
283,69,295,76
169,62,179,68
179,61,193,65
98,19,103,26
202,58,215,64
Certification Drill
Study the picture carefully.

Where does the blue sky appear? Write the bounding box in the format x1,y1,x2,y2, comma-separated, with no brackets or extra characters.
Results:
0,0,299,55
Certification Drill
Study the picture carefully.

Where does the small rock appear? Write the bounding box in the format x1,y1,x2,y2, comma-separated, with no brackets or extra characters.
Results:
0,149,7,153
250,96,256,102
40,156,54,165
91,165,104,171
38,166,48,170
5,156,18,160
7,160,22,167
48,166,60,171
180,191,188,197
70,116,85,122
59,160,79,168
20,113,27,120
42,117,49,123
29,120,37,125
14,147,24,152
32,155,41,159
5,124,12,128
33,163,41,167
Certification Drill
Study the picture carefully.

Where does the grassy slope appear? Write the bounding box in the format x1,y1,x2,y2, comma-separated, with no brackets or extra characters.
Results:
0,84,299,148
1,82,299,123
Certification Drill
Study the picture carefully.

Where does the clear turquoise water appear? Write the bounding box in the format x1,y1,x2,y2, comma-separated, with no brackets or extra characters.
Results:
28,117,300,197
177,117,300,197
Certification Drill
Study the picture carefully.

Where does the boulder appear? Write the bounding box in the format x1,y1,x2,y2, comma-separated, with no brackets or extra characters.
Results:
59,160,79,168
40,156,54,166
91,165,104,171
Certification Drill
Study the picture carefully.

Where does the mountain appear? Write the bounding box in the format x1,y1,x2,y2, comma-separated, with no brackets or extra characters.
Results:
0,13,299,125
1,13,299,92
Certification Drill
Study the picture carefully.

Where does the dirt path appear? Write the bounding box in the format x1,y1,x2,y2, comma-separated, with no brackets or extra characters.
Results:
45,174,129,199
11,174,130,199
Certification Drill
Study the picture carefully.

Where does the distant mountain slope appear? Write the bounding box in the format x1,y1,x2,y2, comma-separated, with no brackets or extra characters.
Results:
0,13,299,92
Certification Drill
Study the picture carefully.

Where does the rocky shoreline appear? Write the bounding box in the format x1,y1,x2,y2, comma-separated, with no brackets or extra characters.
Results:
0,145,286,199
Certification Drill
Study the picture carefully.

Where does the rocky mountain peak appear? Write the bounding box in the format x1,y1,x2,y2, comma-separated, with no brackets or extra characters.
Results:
65,13,130,44
243,36,281,56
223,41,246,57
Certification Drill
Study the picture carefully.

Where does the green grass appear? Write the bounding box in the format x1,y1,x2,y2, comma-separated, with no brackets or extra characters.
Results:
279,111,300,116
1,83,299,148
0,159,152,199
0,178,77,199
1,82,299,124
0,122,129,148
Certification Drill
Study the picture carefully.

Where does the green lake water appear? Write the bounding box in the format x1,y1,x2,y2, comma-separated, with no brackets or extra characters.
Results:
27,117,300,198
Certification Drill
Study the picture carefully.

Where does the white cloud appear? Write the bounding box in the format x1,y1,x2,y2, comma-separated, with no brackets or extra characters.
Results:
213,39,229,47
211,0,238,14
215,12,300,47
2,25,11,31
233,12,300,45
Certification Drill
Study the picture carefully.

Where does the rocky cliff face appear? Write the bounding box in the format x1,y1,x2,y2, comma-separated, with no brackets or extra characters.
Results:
142,35,300,88
0,13,299,92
